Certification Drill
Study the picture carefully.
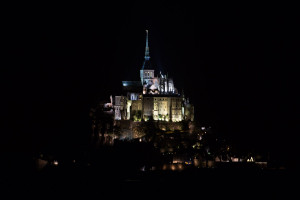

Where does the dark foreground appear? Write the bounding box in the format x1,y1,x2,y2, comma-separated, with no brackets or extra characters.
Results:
2,165,295,198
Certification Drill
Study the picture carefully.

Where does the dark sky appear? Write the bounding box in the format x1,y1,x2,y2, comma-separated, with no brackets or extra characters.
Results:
4,2,298,164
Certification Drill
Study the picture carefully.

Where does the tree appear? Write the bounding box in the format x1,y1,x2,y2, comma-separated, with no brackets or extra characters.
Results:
158,114,162,120
143,117,158,142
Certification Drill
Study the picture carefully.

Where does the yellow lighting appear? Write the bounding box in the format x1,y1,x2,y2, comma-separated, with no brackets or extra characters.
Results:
178,164,183,170
171,165,176,171
162,164,167,170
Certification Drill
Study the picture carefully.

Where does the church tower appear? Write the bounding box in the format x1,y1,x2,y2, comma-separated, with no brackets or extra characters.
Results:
140,30,155,87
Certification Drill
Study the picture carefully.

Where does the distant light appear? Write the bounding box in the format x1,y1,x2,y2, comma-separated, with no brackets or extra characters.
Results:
201,127,205,130
178,164,183,170
247,157,254,162
162,164,167,170
139,138,142,142
53,160,59,166
171,165,176,171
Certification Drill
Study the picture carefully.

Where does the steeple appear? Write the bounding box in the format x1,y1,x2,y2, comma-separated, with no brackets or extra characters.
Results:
144,30,150,60
140,30,154,84
141,30,152,70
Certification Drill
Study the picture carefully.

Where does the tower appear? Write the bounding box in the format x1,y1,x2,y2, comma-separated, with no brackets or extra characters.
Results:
140,30,154,86
144,29,150,60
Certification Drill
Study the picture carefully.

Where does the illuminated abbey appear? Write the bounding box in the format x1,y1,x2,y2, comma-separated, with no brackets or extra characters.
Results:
113,30,194,123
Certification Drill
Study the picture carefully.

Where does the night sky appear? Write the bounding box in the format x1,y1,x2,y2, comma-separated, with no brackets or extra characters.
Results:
4,2,298,166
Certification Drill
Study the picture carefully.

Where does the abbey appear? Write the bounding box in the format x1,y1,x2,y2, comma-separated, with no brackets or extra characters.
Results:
113,30,194,122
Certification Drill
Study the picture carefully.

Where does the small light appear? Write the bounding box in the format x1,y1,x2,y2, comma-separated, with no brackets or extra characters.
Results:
171,165,176,171
53,160,59,166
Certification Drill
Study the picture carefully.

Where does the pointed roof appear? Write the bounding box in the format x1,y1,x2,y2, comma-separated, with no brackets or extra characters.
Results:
144,30,150,60
142,30,153,70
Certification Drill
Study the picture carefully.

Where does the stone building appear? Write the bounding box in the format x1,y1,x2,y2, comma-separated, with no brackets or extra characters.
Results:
112,30,194,123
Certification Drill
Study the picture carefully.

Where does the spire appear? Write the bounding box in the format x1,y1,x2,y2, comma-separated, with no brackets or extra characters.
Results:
141,30,152,70
144,30,150,60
